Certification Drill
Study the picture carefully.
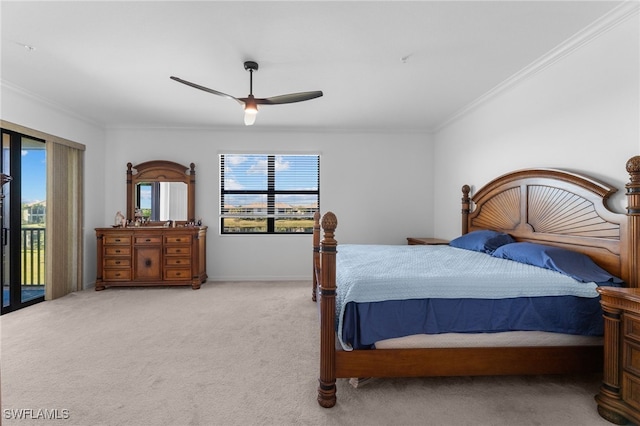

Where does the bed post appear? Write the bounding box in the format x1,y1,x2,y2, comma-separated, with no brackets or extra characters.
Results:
461,184,471,235
312,211,321,302
626,156,640,288
318,212,338,408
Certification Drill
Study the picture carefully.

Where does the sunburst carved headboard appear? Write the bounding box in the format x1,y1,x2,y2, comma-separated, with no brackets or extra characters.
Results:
461,164,640,287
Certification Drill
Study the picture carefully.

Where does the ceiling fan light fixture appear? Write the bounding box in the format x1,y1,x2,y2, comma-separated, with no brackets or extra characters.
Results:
243,96,258,126
244,108,257,126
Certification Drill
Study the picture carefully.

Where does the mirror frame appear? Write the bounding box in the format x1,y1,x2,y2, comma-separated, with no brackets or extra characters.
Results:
126,160,196,223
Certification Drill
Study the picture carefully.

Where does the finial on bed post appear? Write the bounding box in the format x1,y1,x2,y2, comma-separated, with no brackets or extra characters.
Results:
461,185,471,235
312,211,321,302
626,156,640,288
318,212,338,408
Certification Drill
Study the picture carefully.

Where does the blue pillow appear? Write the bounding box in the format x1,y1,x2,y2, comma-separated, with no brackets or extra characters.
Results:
449,230,515,254
492,242,623,284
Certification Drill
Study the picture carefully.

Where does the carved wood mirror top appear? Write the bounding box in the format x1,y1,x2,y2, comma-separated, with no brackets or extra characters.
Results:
126,160,196,223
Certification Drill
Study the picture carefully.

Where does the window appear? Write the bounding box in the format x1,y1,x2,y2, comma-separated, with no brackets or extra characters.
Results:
220,154,319,234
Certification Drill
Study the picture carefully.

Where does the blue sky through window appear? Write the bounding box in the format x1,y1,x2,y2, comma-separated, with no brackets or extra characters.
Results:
223,154,318,207
21,149,46,203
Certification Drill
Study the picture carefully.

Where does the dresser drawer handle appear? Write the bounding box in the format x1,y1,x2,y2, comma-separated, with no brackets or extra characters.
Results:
176,238,182,242
115,238,121,242
115,250,121,253
115,261,121,265
176,249,181,253
145,238,151,242
115,273,121,277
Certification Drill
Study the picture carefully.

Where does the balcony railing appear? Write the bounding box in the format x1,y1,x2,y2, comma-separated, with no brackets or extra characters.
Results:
21,227,45,286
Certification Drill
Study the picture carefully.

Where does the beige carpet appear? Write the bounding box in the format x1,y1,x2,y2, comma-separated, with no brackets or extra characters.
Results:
1,281,613,426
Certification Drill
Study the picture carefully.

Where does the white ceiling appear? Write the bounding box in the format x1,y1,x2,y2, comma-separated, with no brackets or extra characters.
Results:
0,1,628,132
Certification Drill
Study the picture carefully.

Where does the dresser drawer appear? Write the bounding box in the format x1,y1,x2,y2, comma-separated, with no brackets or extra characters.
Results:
105,247,131,256
165,257,191,266
104,269,132,281
135,236,162,245
165,246,191,256
104,258,131,267
164,268,191,280
104,235,131,245
165,235,192,244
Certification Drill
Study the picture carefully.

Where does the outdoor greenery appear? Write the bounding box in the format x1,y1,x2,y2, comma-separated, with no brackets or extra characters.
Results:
22,198,46,285
21,226,46,286
21,247,45,285
223,217,314,233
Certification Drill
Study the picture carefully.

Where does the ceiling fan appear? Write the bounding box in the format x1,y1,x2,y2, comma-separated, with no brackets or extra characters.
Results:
170,61,323,126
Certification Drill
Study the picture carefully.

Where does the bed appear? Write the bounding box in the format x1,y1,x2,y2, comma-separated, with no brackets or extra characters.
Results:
312,156,640,408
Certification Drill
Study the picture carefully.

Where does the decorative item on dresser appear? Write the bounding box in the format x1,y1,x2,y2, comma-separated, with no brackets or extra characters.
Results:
313,155,640,409
95,160,207,290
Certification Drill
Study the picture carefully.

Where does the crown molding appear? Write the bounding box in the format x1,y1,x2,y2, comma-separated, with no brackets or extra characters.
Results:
434,1,640,133
1,79,105,129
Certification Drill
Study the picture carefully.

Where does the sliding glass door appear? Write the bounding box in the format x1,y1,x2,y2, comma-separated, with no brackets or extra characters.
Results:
1,129,46,314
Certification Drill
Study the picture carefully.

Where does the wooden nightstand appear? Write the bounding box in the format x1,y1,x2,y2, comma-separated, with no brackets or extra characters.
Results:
406,237,449,246
596,287,640,425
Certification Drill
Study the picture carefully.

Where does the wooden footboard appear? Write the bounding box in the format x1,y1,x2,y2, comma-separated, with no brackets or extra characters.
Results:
313,156,640,408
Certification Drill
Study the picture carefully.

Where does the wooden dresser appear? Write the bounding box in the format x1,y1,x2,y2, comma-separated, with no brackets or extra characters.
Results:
95,226,207,290
596,287,640,425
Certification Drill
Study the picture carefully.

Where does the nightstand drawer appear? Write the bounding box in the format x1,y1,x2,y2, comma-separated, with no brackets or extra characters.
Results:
623,372,640,412
624,340,640,376
625,314,640,342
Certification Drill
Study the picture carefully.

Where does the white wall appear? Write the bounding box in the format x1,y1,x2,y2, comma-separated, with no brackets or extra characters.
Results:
105,128,433,280
0,84,107,289
1,88,433,285
433,13,639,239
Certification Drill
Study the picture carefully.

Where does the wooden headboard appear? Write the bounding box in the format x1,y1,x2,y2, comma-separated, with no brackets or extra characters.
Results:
461,156,640,287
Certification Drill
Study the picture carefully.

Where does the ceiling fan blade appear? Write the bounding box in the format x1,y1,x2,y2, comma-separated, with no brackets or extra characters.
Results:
170,76,243,104
246,91,323,105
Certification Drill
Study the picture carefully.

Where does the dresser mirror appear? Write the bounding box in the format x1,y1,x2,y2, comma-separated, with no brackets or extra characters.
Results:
126,160,196,223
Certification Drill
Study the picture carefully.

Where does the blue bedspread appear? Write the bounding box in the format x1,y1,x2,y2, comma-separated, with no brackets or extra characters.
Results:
335,244,608,350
